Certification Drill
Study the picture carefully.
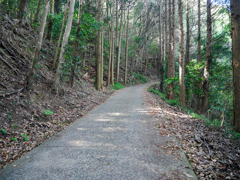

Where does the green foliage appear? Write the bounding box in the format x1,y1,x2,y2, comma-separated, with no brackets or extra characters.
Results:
134,73,147,83
148,88,179,106
184,109,206,120
21,134,28,141
111,82,125,90
0,129,7,135
44,110,54,115
185,59,205,97
12,137,17,141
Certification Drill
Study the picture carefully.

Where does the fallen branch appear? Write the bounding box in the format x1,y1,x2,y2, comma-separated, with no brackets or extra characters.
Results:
0,83,7,89
0,55,18,75
0,88,24,97
0,14,17,32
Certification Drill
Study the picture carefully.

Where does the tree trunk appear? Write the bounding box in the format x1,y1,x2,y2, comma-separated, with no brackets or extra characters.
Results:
164,0,168,85
110,1,115,86
33,0,44,24
100,17,104,89
54,0,75,92
28,0,50,89
124,7,130,85
46,0,54,40
231,0,240,132
69,0,83,87
185,0,190,67
52,0,70,68
18,0,29,25
95,0,102,90
116,0,123,82
167,0,175,100
201,0,212,114
145,48,148,75
185,0,190,103
178,0,185,107
196,0,202,112
159,2,164,93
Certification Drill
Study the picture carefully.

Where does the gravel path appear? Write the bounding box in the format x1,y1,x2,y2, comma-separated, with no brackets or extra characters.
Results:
0,83,196,180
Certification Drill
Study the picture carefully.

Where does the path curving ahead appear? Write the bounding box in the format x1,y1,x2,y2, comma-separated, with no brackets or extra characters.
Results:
0,83,196,180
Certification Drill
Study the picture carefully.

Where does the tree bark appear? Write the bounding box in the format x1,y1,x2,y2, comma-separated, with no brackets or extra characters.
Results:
116,0,124,82
110,1,115,86
231,0,240,132
196,0,202,112
28,0,50,89
54,0,75,92
167,0,175,100
201,0,212,114
18,0,29,25
46,0,54,40
33,0,44,24
52,0,70,68
95,0,103,90
178,0,185,107
159,1,164,93
70,0,83,87
124,7,130,85
185,0,190,103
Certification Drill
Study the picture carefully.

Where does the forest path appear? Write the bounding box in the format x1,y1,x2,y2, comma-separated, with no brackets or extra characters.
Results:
0,82,196,180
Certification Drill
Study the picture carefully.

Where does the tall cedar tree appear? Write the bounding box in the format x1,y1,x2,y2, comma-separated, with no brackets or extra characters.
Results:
231,0,240,132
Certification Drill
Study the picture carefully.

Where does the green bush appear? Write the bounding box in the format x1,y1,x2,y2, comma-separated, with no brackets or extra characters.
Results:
111,82,125,90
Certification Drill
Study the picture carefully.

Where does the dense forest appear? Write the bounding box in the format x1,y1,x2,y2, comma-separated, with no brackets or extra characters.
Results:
1,0,237,130
0,0,240,178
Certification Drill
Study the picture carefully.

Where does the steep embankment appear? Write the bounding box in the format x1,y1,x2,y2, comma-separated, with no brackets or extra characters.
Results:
0,19,113,169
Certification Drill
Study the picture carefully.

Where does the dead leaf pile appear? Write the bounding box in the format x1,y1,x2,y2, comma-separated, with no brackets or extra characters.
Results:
145,89,240,179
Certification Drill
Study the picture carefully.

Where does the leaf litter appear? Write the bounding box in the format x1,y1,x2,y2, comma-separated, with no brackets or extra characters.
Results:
145,87,240,180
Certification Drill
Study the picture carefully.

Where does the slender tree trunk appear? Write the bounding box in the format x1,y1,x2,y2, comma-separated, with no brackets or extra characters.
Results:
185,0,190,67
140,49,143,73
89,46,92,72
100,16,104,89
28,0,50,89
178,0,185,107
107,3,112,86
164,0,168,85
111,1,115,86
167,0,175,100
116,0,123,82
159,2,164,93
145,49,148,75
96,0,102,90
47,0,54,40
201,0,212,114
231,0,240,132
33,0,43,24
54,0,75,92
18,0,29,25
70,0,83,87
124,7,130,85
197,0,202,112
185,0,190,102
52,0,70,68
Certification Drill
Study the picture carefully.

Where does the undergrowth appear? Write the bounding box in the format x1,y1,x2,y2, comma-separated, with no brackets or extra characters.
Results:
148,86,240,141
148,88,179,106
111,82,125,90
134,73,148,83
